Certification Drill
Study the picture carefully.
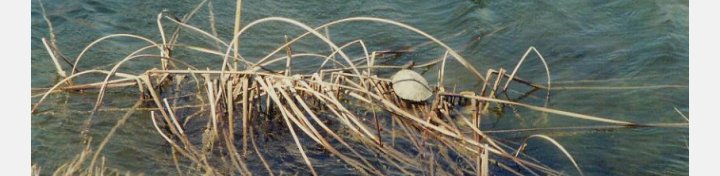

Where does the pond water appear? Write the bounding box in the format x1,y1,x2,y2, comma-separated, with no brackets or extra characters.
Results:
31,0,688,175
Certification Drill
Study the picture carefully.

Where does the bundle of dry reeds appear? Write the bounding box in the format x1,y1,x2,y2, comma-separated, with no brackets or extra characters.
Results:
31,0,688,175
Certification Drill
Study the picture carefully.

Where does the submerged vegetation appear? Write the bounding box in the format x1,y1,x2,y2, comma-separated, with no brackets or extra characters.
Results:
31,0,688,175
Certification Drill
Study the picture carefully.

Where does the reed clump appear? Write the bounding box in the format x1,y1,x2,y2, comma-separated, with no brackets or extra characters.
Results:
32,1,688,175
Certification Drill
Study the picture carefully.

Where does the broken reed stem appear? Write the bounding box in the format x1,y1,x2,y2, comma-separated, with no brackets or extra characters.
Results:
233,0,243,69
284,35,293,76
366,52,383,146
156,13,170,70
207,0,221,50
40,0,77,73
481,144,489,176
515,135,584,176
443,92,636,126
438,50,449,87
673,107,689,122
474,98,482,176
204,75,219,136
241,76,250,156
38,0,56,42
41,38,67,78
225,79,235,140
163,98,186,135
503,46,551,92
150,112,199,165
167,0,208,49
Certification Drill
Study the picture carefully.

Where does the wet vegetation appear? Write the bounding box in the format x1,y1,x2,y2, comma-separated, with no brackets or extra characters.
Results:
31,0,688,175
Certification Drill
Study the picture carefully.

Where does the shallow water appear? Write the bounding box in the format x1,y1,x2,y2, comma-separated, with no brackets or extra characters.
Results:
31,0,688,175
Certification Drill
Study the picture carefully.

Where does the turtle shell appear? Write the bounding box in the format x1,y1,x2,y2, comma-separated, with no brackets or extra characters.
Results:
391,69,433,102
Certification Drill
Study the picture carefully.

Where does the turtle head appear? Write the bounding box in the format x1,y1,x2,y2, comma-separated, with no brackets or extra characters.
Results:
402,60,415,69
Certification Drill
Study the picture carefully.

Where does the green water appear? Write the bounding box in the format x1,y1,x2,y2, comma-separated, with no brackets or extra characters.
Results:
31,0,688,175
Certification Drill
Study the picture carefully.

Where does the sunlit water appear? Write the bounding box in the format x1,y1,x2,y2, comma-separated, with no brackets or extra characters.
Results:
31,0,688,175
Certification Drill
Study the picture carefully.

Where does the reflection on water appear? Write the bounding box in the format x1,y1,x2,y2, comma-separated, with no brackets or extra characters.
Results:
31,0,688,175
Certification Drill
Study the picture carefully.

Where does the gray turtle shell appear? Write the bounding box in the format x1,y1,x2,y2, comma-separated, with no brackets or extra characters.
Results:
391,69,433,102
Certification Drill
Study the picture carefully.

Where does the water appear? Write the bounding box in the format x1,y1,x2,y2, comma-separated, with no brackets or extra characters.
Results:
31,0,688,175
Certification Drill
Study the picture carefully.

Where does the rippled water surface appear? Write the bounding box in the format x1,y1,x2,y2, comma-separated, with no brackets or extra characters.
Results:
31,0,688,175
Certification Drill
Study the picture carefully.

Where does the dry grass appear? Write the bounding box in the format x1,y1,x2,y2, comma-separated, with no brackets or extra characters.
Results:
32,0,688,175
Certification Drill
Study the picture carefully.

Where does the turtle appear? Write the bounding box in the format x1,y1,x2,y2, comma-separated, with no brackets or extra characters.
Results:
391,61,433,102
